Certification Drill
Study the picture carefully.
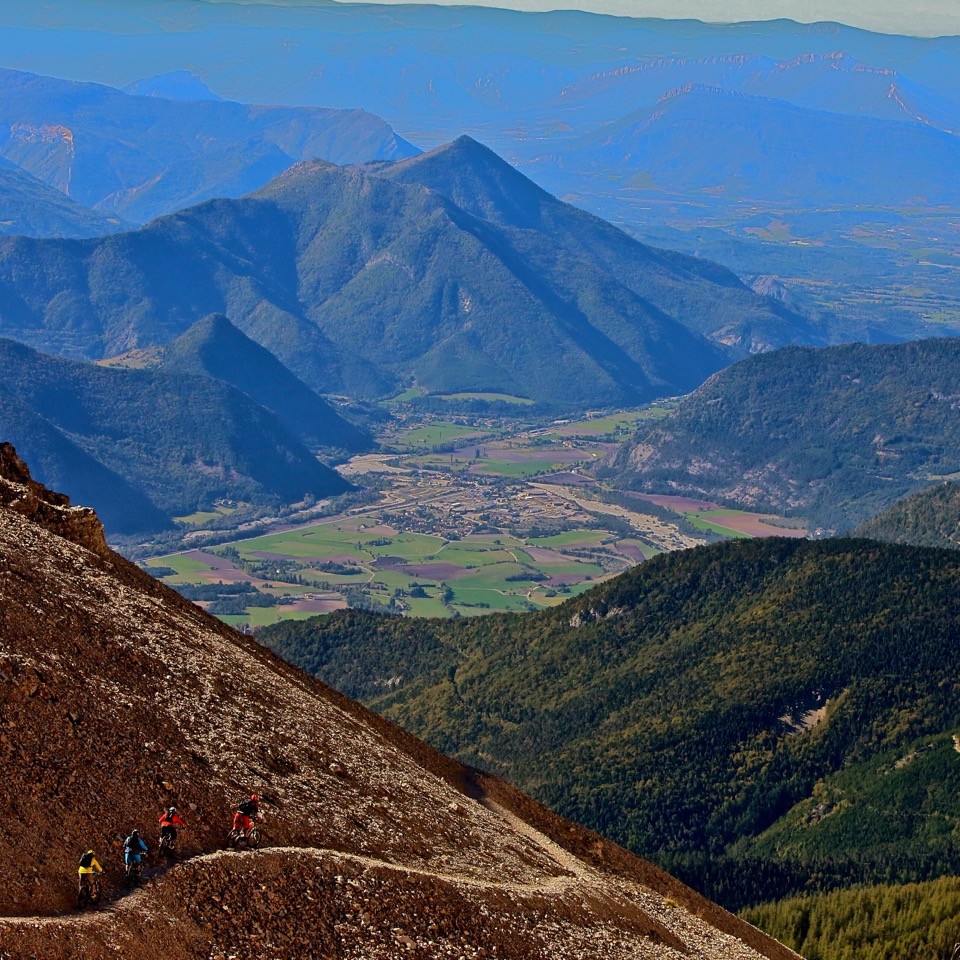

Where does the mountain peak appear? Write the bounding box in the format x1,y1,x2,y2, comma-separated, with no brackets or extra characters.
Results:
162,314,370,453
174,311,240,343
381,133,556,230
123,70,225,102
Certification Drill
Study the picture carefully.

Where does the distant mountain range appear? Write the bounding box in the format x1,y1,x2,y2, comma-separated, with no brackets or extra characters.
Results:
0,327,359,533
0,3,956,345
0,137,812,408
854,482,960,550
612,339,960,531
551,52,960,134
0,66,417,226
545,86,960,206
261,535,960,915
4,4,955,137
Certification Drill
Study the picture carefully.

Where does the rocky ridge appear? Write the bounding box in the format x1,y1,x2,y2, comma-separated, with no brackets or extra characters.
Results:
0,445,798,960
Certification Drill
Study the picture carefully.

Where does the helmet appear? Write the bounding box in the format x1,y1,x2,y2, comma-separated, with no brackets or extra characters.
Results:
86,849,95,856
251,794,259,803
168,807,176,814
131,829,139,836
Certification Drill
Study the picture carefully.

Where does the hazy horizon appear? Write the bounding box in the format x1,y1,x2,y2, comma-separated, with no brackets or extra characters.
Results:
341,0,960,37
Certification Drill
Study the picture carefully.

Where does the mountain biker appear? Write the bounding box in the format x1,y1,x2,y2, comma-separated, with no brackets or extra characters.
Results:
123,829,148,869
232,794,261,839
159,806,185,847
77,849,103,897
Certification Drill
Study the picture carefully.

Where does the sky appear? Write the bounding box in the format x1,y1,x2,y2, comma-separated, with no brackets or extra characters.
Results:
355,0,960,37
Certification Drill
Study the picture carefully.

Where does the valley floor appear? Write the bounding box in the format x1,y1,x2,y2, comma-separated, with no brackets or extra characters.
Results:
138,404,808,627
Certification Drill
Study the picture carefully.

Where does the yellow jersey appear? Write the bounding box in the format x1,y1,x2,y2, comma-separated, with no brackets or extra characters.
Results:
78,856,103,876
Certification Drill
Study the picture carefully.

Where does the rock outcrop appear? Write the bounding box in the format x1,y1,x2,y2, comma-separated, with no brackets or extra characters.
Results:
0,453,799,960
0,442,108,556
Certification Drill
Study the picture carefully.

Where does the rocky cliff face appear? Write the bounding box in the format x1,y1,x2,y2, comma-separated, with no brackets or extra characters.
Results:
0,450,799,960
0,442,108,555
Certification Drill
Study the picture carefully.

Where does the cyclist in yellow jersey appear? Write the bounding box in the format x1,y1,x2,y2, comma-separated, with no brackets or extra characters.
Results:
78,849,103,898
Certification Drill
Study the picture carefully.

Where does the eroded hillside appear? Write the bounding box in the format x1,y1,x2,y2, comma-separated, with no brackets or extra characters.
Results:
0,443,796,960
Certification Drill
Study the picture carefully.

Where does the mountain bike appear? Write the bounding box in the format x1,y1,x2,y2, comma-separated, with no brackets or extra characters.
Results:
226,819,262,851
158,828,178,860
124,858,144,889
77,875,101,909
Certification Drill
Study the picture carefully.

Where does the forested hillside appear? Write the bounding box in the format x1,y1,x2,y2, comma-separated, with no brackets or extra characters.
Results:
261,537,960,913
743,878,960,960
0,338,349,532
854,482,960,550
612,339,960,530
0,139,804,407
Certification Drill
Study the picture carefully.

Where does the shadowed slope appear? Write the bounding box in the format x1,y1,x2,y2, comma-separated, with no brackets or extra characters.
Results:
0,157,126,238
160,314,370,452
0,338,349,532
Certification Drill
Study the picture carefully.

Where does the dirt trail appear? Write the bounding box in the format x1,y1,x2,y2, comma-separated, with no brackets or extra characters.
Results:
1,798,595,929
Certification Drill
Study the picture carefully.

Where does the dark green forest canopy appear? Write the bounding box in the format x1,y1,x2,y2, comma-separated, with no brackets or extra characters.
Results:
613,338,960,530
854,481,960,551
260,537,960,910
743,876,960,960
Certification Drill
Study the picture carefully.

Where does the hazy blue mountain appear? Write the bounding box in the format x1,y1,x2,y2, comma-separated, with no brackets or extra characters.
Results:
548,86,960,207
0,66,417,224
549,52,960,134
124,70,224,101
0,4,956,134
159,314,371,453
0,337,350,533
0,155,127,238
0,140,817,409
613,338,960,531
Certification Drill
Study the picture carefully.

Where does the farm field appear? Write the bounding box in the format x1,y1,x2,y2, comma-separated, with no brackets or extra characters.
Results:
173,502,241,527
432,392,534,406
392,421,493,450
546,404,676,439
408,438,614,478
627,493,809,538
146,520,630,626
